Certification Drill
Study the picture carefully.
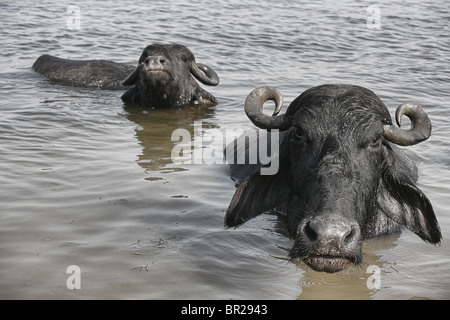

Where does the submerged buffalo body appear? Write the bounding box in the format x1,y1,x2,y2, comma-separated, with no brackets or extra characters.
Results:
32,54,135,89
32,44,219,108
225,84,441,273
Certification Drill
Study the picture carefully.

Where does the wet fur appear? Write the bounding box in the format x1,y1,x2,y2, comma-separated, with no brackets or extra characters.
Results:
225,85,441,271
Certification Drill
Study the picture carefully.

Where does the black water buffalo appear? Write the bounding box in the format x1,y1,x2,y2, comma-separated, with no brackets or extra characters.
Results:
32,44,219,109
225,84,441,273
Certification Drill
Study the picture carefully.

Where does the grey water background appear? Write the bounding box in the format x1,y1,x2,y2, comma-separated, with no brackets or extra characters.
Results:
1,0,449,299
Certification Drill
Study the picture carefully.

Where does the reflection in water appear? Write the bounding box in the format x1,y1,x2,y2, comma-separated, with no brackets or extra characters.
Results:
182,228,301,299
123,102,218,180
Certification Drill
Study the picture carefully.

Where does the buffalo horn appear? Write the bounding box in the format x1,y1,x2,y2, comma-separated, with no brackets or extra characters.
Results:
384,103,432,146
244,86,291,130
190,63,219,86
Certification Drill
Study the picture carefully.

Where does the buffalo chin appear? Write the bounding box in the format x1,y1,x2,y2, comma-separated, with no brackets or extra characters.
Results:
303,256,356,273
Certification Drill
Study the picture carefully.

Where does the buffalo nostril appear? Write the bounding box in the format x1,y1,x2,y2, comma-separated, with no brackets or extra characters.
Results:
344,226,356,243
159,57,166,64
303,221,317,242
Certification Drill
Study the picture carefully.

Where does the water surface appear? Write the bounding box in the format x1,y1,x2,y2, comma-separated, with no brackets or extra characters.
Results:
1,0,449,299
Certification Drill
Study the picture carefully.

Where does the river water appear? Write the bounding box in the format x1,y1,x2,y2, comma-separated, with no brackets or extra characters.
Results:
1,0,449,300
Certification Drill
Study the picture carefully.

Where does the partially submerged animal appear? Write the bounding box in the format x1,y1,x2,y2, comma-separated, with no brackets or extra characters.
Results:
225,84,441,273
32,44,219,108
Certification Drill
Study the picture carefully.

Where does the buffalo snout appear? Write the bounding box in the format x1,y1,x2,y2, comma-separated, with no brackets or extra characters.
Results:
291,215,362,273
143,55,168,71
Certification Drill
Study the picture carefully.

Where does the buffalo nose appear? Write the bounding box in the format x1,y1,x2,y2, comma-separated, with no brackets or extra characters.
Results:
301,216,359,252
144,55,166,69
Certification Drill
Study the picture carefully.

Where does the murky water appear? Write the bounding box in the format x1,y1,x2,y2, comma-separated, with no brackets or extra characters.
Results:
1,0,449,299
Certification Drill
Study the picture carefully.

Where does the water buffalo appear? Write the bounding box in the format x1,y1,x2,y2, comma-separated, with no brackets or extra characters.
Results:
32,44,219,108
225,84,442,273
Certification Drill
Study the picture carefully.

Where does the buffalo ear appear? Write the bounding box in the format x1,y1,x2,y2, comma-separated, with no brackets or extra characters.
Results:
122,67,139,86
377,146,442,244
194,86,218,106
121,86,140,104
225,169,290,228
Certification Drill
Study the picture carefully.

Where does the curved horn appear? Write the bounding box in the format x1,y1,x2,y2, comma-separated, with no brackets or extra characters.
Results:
190,63,219,86
244,86,291,130
384,103,432,146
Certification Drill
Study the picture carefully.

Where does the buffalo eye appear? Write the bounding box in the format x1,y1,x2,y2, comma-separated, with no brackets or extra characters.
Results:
292,126,308,148
180,55,188,62
294,126,303,139
364,135,383,149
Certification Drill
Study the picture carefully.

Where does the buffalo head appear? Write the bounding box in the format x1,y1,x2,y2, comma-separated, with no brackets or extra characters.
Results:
122,44,219,108
225,84,441,273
